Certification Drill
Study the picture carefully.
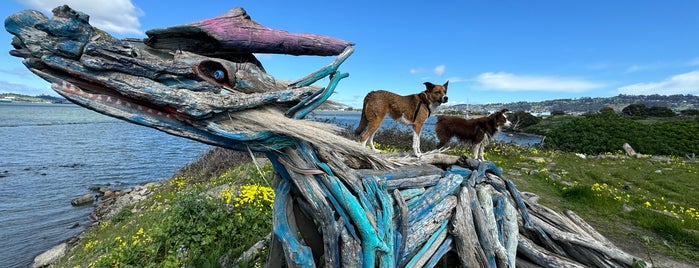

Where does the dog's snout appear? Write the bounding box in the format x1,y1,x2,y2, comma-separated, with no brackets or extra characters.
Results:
442,96,448,103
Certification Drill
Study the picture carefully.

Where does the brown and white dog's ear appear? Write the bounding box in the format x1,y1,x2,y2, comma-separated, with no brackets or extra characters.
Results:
501,108,509,113
424,82,436,91
443,80,449,89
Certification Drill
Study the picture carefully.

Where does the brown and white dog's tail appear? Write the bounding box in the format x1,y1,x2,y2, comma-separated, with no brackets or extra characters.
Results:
354,102,369,136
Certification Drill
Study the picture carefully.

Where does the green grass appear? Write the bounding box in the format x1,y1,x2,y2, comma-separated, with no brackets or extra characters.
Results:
54,151,274,267
480,143,699,264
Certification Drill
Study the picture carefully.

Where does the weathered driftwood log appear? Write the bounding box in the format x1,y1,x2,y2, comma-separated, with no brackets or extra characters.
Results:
6,5,652,268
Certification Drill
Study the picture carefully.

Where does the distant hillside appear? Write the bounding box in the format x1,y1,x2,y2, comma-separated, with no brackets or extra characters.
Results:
444,94,699,114
0,93,70,104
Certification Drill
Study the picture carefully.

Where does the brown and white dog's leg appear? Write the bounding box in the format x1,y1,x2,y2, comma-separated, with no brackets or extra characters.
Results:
367,131,379,152
472,144,480,161
411,123,423,157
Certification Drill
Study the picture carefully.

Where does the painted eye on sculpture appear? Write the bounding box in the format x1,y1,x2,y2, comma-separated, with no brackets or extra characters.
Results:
193,59,234,89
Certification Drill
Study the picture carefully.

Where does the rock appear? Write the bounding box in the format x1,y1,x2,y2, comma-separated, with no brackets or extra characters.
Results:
575,153,586,159
650,155,672,163
103,190,115,199
32,242,67,268
622,143,637,156
70,193,94,206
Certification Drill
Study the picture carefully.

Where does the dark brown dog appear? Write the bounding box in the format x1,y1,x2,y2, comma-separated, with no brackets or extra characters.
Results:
435,108,511,160
355,81,449,156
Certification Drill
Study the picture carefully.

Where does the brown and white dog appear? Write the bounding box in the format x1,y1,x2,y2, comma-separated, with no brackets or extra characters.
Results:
355,81,449,157
435,109,511,160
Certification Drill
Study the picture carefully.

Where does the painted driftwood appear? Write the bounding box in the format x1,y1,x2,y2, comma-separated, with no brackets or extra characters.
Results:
6,5,651,268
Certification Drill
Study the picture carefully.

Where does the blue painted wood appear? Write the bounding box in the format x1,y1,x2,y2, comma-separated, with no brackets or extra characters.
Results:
492,196,506,246
272,178,315,267
405,221,449,268
468,161,502,187
288,46,354,88
407,174,463,224
402,196,457,266
424,236,453,268
399,188,425,201
314,171,390,268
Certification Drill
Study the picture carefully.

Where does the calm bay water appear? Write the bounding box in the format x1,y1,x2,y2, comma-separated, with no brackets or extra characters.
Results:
0,103,211,268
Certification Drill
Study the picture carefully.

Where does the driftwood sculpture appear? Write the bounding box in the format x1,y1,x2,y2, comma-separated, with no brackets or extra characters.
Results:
6,5,651,267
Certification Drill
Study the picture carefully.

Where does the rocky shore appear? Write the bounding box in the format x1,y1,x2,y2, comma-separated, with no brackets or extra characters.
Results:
32,182,159,268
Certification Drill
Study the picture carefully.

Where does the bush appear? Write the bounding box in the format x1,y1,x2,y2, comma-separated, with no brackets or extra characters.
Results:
543,113,699,156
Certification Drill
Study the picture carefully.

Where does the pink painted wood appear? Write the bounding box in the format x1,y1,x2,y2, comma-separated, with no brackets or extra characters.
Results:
145,7,353,56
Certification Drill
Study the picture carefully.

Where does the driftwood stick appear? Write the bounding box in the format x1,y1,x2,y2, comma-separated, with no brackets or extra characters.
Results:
289,46,354,88
281,150,342,267
340,227,362,267
317,174,388,268
385,174,442,190
407,174,462,224
534,216,651,268
403,196,457,265
288,70,349,119
517,236,585,268
452,187,488,268
468,161,502,187
399,188,425,201
564,210,614,246
424,236,453,268
467,186,497,268
357,164,444,181
145,7,353,56
501,193,519,268
366,178,395,268
404,221,449,268
392,189,409,263
522,192,590,236
272,178,315,267
476,185,509,268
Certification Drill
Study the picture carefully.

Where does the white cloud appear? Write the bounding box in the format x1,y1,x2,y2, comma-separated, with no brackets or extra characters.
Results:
433,65,446,76
17,0,143,35
410,64,446,76
618,70,699,95
475,72,604,92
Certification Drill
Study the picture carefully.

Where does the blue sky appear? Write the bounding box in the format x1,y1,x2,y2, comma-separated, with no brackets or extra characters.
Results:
2,0,699,108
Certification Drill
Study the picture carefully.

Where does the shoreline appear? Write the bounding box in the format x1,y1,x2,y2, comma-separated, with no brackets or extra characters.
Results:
32,182,160,267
